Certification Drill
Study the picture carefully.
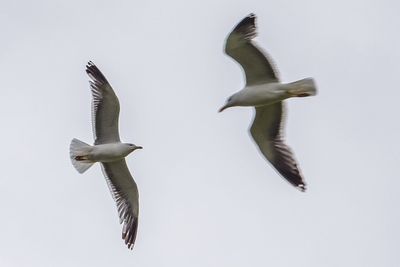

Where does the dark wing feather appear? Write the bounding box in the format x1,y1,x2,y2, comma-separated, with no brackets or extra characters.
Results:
86,61,121,145
250,103,306,191
101,160,139,249
225,13,279,85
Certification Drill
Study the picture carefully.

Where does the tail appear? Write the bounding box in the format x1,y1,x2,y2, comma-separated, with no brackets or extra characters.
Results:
287,78,317,97
70,138,94,173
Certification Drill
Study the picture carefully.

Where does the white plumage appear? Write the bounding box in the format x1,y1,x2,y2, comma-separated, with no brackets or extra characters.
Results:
70,61,142,249
220,14,317,191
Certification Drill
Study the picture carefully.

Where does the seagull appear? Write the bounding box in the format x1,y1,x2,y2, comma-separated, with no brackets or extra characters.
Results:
70,61,142,249
219,14,317,191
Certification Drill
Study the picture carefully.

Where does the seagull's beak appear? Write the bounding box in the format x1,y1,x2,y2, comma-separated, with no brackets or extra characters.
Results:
218,104,229,113
136,146,143,150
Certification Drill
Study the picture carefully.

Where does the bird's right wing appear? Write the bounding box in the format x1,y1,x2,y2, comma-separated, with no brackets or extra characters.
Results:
224,13,279,85
101,160,139,249
249,103,306,191
86,61,121,145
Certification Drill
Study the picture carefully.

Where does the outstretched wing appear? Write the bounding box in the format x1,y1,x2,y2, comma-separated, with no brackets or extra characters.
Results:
86,61,121,145
101,160,139,249
225,13,279,85
250,103,306,191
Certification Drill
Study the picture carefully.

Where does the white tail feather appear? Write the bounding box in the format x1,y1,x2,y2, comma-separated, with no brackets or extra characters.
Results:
288,78,317,97
70,138,94,173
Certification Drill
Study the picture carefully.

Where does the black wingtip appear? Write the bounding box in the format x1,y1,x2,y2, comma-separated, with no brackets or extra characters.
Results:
122,219,138,250
85,60,97,73
85,61,108,84
297,183,307,192
232,13,257,40
248,13,256,20
234,13,256,31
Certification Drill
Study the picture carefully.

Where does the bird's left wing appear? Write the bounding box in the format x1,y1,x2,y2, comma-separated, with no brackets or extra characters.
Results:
86,61,121,145
225,13,279,85
249,103,306,191
101,160,139,249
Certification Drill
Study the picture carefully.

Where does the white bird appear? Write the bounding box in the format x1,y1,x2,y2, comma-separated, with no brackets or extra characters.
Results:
70,61,142,249
219,14,317,191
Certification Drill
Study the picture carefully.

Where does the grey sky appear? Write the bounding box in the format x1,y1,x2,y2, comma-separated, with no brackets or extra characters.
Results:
0,0,399,266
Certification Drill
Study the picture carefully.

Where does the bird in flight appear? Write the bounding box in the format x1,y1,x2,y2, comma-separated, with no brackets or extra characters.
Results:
70,61,142,249
220,14,317,191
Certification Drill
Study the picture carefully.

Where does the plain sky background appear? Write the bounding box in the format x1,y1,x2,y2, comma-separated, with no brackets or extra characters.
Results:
1,0,399,266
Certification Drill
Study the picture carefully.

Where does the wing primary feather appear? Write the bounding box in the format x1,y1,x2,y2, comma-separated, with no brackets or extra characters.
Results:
86,61,109,86
233,13,257,40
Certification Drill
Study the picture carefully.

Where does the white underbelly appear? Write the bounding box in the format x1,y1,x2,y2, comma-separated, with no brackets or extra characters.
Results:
240,83,288,106
89,144,126,162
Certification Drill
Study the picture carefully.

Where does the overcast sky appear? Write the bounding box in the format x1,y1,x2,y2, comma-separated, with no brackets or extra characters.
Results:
1,0,399,266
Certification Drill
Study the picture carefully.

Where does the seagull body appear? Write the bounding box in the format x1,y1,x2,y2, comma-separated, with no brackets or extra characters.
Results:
72,142,139,163
221,78,315,109
70,61,141,249
220,14,317,191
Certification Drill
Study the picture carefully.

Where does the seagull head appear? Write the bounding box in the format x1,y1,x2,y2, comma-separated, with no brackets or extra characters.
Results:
127,143,143,152
219,95,237,112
